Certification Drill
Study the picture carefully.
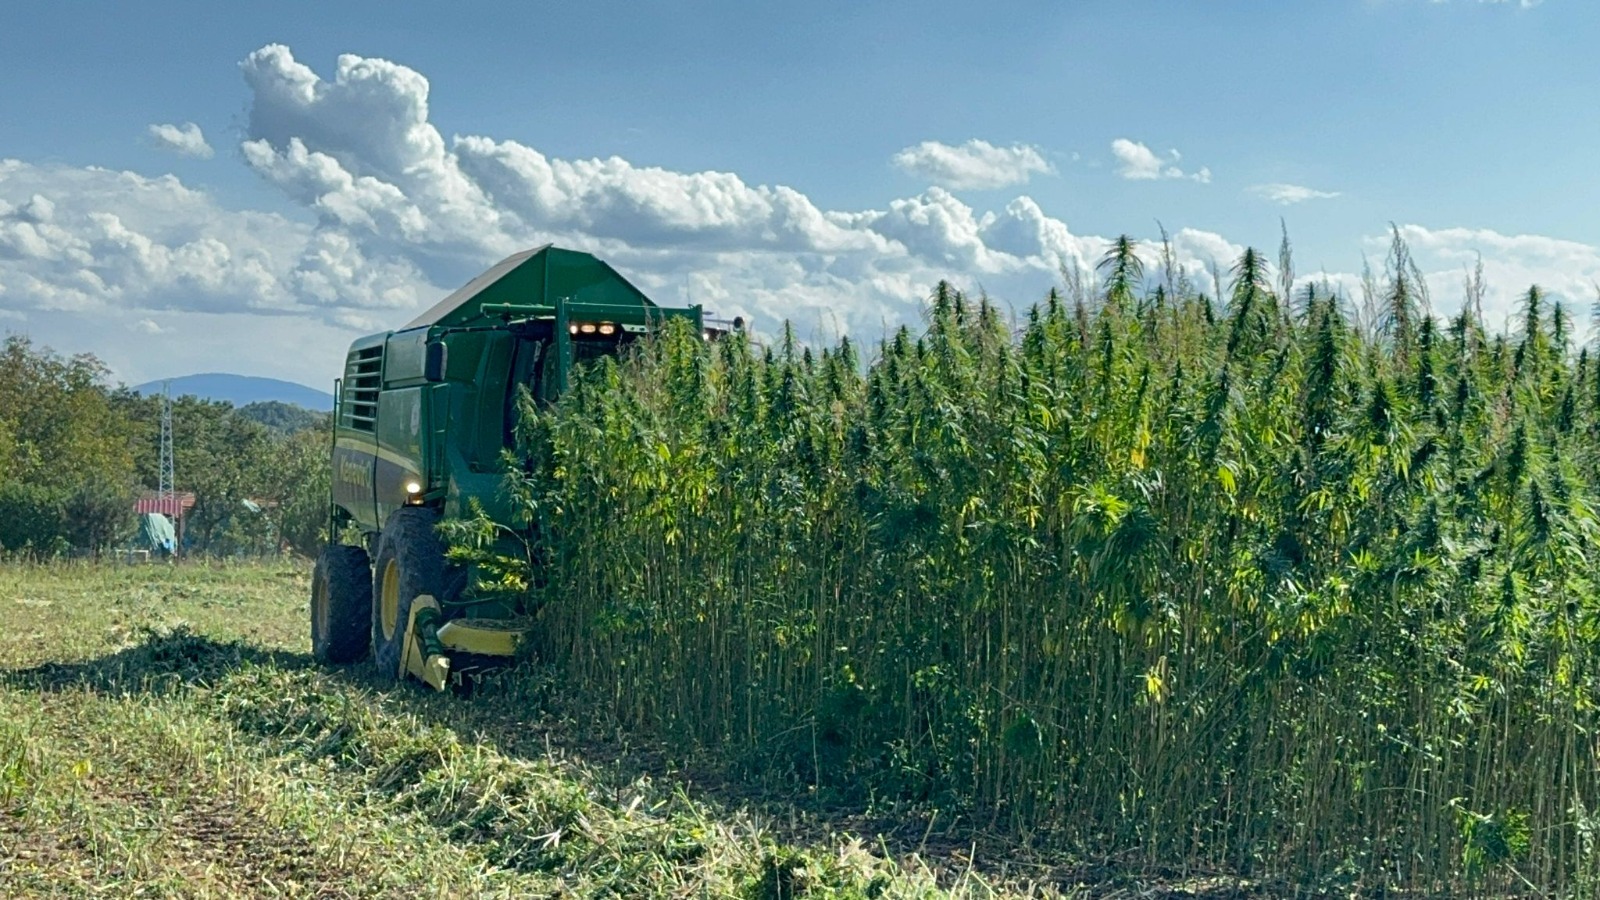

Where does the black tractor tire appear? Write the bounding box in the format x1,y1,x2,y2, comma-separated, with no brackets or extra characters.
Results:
311,544,373,664
371,507,446,683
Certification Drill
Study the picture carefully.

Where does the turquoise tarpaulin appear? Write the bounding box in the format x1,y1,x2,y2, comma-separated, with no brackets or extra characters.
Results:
136,512,176,555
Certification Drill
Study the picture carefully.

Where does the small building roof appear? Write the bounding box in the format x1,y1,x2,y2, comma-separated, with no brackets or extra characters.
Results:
135,491,196,518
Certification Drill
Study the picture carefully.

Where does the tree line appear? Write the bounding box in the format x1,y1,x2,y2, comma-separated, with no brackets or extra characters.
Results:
0,335,329,558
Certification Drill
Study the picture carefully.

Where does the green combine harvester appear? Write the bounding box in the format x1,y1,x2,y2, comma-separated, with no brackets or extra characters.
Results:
311,245,732,689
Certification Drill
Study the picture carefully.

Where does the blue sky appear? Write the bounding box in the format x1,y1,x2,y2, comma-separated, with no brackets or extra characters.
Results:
1,0,1595,388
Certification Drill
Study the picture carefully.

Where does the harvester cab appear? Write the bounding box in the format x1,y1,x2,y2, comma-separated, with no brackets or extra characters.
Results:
310,245,724,689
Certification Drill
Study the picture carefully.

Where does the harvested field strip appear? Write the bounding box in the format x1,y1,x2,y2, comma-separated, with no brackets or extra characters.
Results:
2,565,1124,898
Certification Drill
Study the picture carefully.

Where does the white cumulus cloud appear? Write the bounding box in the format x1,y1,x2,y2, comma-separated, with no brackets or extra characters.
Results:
0,158,437,322
231,45,1153,341
1111,139,1210,183
890,139,1054,190
1249,183,1340,205
147,122,214,159
8,43,1596,386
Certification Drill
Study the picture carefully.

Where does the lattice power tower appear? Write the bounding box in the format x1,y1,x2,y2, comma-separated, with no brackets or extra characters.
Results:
159,382,175,524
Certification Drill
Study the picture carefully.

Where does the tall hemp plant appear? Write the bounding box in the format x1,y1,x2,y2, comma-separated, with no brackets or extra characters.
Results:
457,234,1600,895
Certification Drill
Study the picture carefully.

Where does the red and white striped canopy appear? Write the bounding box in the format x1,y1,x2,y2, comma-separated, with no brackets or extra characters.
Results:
134,492,195,518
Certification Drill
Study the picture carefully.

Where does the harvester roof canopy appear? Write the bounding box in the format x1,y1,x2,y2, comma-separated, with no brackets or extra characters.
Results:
403,244,657,330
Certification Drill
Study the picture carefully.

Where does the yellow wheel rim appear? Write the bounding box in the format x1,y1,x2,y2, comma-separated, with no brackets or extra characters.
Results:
312,574,329,638
380,558,400,641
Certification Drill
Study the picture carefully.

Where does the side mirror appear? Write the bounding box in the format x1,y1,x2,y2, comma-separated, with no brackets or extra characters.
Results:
424,341,448,382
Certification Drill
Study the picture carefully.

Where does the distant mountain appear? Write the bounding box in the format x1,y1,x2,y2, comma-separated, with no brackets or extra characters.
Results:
135,373,334,410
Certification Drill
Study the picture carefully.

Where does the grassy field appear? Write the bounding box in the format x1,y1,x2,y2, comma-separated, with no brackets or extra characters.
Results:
0,561,1217,899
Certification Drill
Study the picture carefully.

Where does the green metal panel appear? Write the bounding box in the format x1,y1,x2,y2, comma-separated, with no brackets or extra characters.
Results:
404,245,656,329
332,433,380,532
374,387,425,526
472,332,514,469
377,388,424,466
440,330,487,381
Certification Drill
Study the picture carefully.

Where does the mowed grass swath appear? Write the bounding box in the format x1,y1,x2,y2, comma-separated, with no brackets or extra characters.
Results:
455,232,1600,895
